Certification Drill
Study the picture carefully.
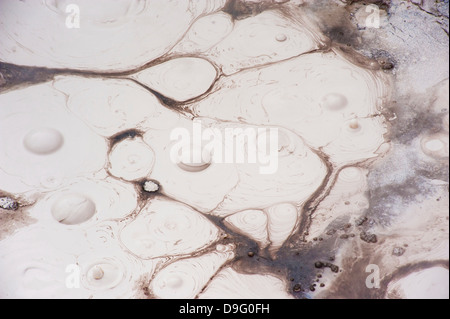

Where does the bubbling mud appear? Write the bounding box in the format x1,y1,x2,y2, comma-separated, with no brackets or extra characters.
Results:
51,193,96,225
108,137,155,181
119,198,220,259
0,0,448,299
149,244,235,299
386,267,449,299
84,261,124,290
131,57,218,102
0,0,227,71
225,210,270,249
23,128,64,155
198,267,294,299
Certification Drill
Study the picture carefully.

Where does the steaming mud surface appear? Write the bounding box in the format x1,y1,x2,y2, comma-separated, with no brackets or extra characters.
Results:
0,0,448,299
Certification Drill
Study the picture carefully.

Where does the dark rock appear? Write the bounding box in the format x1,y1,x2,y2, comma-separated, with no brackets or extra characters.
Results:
360,231,378,243
392,247,405,256
0,197,19,211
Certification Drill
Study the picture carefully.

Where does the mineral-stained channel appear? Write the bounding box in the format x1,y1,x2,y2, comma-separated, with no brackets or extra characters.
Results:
0,0,448,299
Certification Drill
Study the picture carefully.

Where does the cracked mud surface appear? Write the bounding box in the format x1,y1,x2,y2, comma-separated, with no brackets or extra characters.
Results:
0,0,448,299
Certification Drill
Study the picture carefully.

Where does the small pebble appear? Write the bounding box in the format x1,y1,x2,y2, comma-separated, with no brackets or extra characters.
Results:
0,197,18,211
392,247,406,256
330,265,339,273
275,33,287,42
355,216,368,226
326,229,336,236
315,261,324,269
380,60,394,70
143,180,159,193
91,266,104,280
360,231,378,243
